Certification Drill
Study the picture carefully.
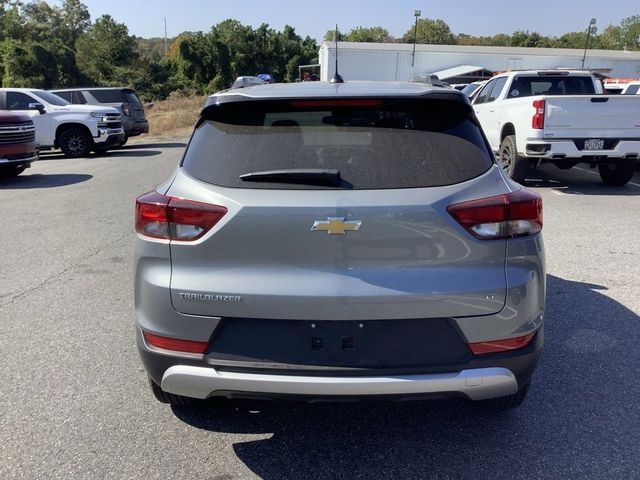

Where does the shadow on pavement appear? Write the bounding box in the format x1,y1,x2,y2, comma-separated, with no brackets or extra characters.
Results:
123,142,187,149
522,164,640,196
0,173,92,189
170,274,639,479
37,148,164,161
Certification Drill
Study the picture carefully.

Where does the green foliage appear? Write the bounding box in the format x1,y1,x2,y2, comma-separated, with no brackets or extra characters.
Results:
401,19,457,45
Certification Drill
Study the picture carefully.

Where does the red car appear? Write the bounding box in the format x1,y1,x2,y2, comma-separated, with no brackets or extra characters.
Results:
0,111,38,177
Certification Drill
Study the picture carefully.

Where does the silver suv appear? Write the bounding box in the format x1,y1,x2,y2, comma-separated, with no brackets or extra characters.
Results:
134,81,545,409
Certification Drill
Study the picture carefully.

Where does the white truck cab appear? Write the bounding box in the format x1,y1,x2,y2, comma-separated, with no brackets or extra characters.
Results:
0,88,125,158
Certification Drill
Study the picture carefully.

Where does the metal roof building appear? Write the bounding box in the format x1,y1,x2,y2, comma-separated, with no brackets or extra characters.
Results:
318,42,640,83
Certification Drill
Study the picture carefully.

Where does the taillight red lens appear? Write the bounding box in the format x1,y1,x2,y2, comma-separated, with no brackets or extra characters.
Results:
143,331,209,354
135,191,227,241
447,189,542,240
468,332,536,355
532,99,545,129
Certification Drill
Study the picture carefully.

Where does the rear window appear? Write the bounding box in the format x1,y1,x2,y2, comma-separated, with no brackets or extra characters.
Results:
90,89,126,103
182,98,494,190
624,84,640,95
507,76,596,98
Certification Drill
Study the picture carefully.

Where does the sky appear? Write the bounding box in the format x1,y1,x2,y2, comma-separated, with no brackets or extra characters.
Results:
56,0,639,41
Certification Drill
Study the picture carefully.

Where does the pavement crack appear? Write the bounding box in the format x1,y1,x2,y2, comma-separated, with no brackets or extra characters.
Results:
0,231,133,312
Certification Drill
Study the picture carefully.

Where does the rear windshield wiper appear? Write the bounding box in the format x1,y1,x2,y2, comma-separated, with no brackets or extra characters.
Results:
239,169,341,186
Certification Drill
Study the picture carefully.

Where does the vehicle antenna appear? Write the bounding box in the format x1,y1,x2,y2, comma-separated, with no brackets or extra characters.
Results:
330,24,344,84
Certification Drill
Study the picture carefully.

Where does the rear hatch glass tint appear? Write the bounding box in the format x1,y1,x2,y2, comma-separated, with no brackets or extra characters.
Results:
91,89,127,103
182,98,493,190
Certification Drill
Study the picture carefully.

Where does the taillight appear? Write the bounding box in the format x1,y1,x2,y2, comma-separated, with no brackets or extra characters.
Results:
447,189,543,240
468,332,536,355
135,191,227,241
143,331,209,354
532,99,545,129
122,102,131,116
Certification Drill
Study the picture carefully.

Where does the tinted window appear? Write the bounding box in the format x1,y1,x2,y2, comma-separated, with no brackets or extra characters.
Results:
507,76,596,98
32,90,69,106
182,99,493,190
461,83,481,97
90,90,125,103
55,91,73,102
488,77,508,102
7,92,36,110
474,80,495,105
73,91,88,104
624,84,640,95
122,90,141,103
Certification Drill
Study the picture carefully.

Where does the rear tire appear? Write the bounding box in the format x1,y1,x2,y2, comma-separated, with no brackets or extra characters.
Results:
0,165,26,177
149,377,198,407
499,135,528,183
58,127,92,158
477,383,530,411
598,159,636,186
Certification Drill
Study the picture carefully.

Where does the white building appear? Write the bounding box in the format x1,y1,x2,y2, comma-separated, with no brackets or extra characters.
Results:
318,42,640,83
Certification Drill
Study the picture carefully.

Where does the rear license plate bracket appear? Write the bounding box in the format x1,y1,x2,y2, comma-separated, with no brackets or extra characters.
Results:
584,138,604,150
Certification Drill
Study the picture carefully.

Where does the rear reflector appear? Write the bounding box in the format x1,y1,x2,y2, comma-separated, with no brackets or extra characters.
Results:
135,191,227,241
447,189,542,240
468,333,536,355
143,331,209,354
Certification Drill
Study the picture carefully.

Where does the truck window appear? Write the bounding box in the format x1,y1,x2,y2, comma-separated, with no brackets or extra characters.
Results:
6,92,35,110
474,79,495,105
487,77,508,102
507,76,596,98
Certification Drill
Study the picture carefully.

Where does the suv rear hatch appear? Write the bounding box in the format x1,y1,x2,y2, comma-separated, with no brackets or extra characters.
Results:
166,95,509,322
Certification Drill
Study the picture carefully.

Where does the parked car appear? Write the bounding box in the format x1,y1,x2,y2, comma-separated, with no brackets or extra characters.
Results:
135,81,546,410
49,87,148,144
410,73,446,87
0,111,38,177
0,89,124,157
461,81,487,100
472,70,640,185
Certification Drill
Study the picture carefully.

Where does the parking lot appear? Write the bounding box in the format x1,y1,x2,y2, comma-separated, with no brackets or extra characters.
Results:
1,143,638,479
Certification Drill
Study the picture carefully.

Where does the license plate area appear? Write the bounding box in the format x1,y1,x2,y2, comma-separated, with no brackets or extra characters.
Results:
584,138,604,150
205,318,471,369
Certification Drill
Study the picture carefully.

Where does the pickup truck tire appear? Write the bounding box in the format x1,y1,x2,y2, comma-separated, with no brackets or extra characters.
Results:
58,127,92,158
598,159,636,186
499,135,528,183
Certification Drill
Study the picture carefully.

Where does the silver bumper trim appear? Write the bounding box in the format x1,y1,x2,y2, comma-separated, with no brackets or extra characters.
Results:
161,365,518,401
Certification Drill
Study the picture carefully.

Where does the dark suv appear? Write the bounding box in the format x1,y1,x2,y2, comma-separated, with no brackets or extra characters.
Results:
49,87,149,143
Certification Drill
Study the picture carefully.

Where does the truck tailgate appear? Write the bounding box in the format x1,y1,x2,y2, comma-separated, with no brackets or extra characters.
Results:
544,95,640,139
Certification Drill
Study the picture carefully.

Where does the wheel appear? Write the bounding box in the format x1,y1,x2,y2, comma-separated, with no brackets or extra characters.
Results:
598,159,636,186
499,135,528,183
119,135,129,147
58,127,92,158
477,383,530,411
0,165,26,177
149,377,198,407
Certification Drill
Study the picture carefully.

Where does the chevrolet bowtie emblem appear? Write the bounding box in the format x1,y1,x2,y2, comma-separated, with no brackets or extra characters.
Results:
311,217,362,235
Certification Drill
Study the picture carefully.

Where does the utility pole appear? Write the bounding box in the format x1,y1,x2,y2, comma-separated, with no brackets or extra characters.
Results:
411,10,421,67
581,18,597,69
164,17,168,56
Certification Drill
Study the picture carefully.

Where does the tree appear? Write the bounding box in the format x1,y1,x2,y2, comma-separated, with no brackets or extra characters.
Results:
345,26,392,43
75,15,138,85
401,18,456,45
619,15,640,50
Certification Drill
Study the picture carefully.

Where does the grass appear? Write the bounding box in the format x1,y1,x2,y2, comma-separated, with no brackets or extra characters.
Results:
143,95,207,138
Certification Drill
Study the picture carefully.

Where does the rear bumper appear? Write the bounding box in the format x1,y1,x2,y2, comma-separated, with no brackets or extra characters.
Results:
523,139,640,160
138,328,542,402
161,365,518,401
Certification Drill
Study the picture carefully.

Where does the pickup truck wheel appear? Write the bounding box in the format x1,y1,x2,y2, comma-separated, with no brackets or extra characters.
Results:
58,127,92,158
499,135,528,183
0,165,26,177
598,159,636,186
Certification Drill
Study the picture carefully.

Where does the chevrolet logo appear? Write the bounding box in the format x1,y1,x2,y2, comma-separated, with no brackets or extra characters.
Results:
311,217,362,235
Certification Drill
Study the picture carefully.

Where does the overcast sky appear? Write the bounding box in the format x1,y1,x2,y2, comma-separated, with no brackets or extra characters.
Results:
64,0,638,41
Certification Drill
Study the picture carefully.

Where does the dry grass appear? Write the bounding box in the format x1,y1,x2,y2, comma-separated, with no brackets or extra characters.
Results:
144,95,207,137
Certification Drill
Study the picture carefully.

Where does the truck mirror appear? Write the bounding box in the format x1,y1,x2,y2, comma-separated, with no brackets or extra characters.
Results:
28,102,46,114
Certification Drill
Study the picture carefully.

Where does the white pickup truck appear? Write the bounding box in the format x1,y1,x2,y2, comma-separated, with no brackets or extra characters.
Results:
472,70,640,185
0,88,124,158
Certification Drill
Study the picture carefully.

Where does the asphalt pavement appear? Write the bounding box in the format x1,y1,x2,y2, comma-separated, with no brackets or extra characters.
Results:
1,142,639,479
